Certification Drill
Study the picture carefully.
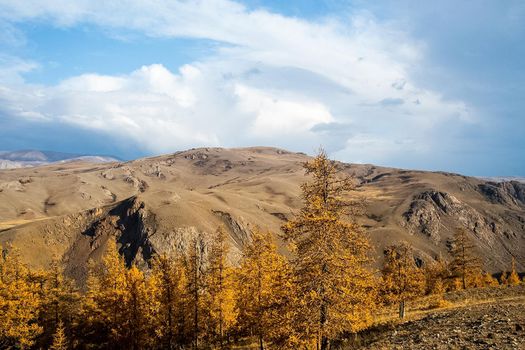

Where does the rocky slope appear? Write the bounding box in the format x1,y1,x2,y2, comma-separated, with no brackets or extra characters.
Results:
0,147,523,282
356,286,525,350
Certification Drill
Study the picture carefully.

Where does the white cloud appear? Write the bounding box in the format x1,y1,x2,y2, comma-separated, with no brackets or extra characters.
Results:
234,84,333,136
0,0,474,163
0,55,38,84
0,20,26,47
58,74,125,93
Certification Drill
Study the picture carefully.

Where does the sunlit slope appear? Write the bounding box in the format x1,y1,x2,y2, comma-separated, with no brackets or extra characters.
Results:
0,147,523,279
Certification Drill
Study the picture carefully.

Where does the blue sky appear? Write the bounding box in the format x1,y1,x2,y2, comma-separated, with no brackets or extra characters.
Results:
0,1,523,176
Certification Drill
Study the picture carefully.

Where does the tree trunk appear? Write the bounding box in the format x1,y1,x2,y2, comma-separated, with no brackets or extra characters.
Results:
399,300,405,319
320,337,329,350
167,283,173,350
219,264,224,349
194,278,199,350
320,302,329,350
259,334,264,350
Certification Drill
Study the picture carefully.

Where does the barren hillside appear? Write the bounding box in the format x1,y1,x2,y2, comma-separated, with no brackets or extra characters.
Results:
0,147,523,282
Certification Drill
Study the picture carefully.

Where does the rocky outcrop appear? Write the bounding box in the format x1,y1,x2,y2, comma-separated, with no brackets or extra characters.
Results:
402,191,507,244
142,163,166,179
122,167,149,192
212,210,251,248
61,197,156,282
478,181,525,206
402,195,443,242
108,197,156,267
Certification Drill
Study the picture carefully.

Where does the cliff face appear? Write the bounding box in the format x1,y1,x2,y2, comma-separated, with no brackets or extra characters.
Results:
0,147,523,281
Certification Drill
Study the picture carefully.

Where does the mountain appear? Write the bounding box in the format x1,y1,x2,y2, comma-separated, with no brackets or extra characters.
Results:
0,149,120,169
0,147,523,283
478,176,525,184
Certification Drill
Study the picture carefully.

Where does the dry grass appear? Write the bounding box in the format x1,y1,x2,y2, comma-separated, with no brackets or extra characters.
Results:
371,284,525,327
0,218,48,230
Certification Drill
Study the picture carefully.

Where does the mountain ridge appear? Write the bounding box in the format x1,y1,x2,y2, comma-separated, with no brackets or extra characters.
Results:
0,146,523,283
0,149,120,169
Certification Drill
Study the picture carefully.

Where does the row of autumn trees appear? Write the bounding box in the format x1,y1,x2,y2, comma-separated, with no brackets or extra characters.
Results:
379,228,522,319
1,150,523,350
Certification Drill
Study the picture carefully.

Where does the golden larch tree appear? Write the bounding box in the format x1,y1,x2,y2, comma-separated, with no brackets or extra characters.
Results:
49,321,67,350
38,256,79,348
482,272,499,287
505,258,521,286
185,232,208,350
236,227,296,350
381,242,425,318
203,226,237,348
79,239,159,349
282,149,376,350
423,254,449,295
0,245,43,349
449,227,482,289
123,264,160,350
79,240,129,348
150,252,187,349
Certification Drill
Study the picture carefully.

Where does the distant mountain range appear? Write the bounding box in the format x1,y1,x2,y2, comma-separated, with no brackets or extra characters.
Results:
477,176,525,184
0,150,120,169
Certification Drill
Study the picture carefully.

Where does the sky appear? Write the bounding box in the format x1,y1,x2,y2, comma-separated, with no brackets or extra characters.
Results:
0,1,523,176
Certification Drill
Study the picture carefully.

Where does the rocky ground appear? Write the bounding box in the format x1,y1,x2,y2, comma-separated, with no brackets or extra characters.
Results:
356,288,525,349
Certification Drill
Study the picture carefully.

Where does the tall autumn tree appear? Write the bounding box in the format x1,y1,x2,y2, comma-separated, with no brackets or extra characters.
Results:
236,227,296,350
78,240,129,348
37,257,79,348
0,245,42,349
423,254,449,295
449,227,482,289
185,232,208,350
504,258,521,286
79,240,159,349
123,265,160,350
282,149,375,350
150,253,187,349
203,226,237,348
381,242,425,318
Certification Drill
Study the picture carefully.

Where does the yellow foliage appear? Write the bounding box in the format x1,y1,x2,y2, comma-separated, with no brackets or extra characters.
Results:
451,277,463,291
80,239,159,348
0,245,43,349
423,255,449,294
506,258,521,286
427,295,452,309
203,226,238,346
184,231,208,349
449,228,483,289
49,321,67,350
150,252,187,349
381,242,425,305
38,256,79,347
236,227,297,349
482,272,499,287
282,149,376,349
469,270,488,288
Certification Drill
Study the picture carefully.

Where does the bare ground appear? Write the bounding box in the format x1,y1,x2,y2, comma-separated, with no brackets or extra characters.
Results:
353,286,525,350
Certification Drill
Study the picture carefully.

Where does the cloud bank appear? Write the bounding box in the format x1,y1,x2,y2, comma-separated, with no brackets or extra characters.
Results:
0,0,473,168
